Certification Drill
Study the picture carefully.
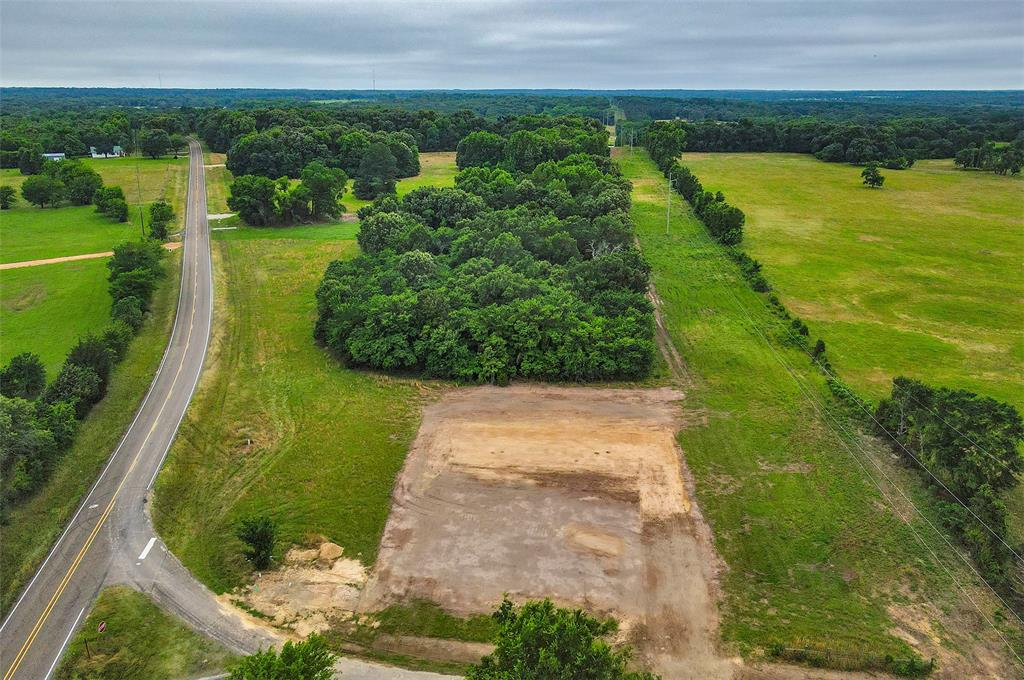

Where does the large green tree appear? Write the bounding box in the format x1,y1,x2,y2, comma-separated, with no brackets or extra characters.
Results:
299,161,348,219
228,175,278,226
0,353,46,400
138,127,172,158
0,185,16,209
228,634,334,680
353,142,398,200
861,163,885,188
21,174,64,208
149,200,175,240
468,599,658,680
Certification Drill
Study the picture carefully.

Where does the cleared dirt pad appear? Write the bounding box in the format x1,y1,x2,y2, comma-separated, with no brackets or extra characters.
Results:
360,385,737,679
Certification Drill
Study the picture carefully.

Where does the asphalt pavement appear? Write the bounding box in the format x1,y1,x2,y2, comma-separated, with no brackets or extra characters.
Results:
1,140,455,679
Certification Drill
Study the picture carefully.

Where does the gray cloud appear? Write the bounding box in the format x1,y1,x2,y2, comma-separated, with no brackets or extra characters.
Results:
1,0,1022,89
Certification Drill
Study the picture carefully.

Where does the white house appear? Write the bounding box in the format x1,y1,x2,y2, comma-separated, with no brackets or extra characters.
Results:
89,145,125,158
42,152,66,162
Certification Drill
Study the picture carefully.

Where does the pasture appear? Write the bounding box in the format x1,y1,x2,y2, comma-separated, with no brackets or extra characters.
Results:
0,258,112,375
681,153,1023,411
152,236,429,592
342,151,457,212
0,155,189,263
619,149,1020,674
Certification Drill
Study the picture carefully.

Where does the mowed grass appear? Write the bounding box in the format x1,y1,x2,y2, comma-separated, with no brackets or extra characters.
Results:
342,151,457,212
209,151,457,242
1,254,181,614
152,153,461,593
152,238,430,592
682,153,1024,411
55,586,235,680
0,258,113,376
204,152,233,214
620,150,1020,662
0,155,188,262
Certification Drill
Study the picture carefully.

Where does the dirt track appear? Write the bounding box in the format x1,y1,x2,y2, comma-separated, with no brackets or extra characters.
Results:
1,242,182,270
360,384,738,679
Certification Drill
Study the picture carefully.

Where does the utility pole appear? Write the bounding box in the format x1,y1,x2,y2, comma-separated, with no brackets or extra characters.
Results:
134,130,145,238
666,168,674,236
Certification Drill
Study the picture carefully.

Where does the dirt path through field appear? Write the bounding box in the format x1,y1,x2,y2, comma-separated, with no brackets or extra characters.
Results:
0,242,182,269
360,384,738,679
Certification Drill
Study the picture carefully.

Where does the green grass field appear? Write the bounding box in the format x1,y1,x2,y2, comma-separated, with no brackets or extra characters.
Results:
0,258,113,376
620,149,1020,665
681,153,1024,411
1,254,181,614
55,586,235,680
0,155,188,263
153,151,461,594
0,207,145,263
342,151,457,212
152,238,430,592
204,152,233,214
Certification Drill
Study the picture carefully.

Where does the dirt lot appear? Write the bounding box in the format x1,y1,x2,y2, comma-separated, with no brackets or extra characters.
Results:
359,384,738,679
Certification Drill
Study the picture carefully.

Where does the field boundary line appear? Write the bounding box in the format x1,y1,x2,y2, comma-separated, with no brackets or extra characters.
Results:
1,243,182,270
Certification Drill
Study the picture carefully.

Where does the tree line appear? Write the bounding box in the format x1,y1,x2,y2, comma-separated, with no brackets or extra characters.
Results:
645,122,746,247
0,235,170,517
876,378,1024,603
315,124,653,384
954,140,1024,175
641,127,1024,611
2,106,189,169
630,113,1024,168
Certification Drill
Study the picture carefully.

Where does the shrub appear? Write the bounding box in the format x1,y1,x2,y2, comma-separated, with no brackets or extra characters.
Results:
228,634,334,680
111,296,145,331
237,515,276,570
0,353,46,400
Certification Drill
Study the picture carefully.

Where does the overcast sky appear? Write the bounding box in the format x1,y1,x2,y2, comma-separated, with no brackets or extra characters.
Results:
2,0,1022,90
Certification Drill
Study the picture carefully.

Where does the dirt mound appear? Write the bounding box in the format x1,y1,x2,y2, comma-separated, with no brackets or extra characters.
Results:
230,542,368,637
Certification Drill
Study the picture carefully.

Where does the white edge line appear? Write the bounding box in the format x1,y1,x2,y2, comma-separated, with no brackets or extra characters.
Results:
147,142,213,490
138,537,157,561
43,606,86,680
0,143,197,635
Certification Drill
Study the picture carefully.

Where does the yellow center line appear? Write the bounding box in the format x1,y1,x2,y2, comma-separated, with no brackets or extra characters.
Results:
3,151,205,680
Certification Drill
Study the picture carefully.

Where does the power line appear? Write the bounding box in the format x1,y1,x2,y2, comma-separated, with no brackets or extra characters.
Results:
652,177,1024,643
662,170,1022,563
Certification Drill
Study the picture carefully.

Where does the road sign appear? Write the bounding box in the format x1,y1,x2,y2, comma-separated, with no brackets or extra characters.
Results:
98,621,106,633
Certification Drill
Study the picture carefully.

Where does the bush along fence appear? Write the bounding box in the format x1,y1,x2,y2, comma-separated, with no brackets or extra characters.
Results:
646,144,1024,669
0,237,169,519
766,641,934,678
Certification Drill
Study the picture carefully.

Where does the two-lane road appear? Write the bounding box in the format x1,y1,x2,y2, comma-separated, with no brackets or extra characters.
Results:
2,140,457,680
0,139,234,679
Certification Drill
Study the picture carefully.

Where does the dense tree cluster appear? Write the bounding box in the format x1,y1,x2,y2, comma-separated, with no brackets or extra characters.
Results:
455,121,609,171
632,105,1024,167
16,158,129,221
1,107,191,168
316,134,654,383
954,140,1024,175
228,161,349,225
0,240,165,515
468,598,657,680
875,378,1024,600
616,93,1024,162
